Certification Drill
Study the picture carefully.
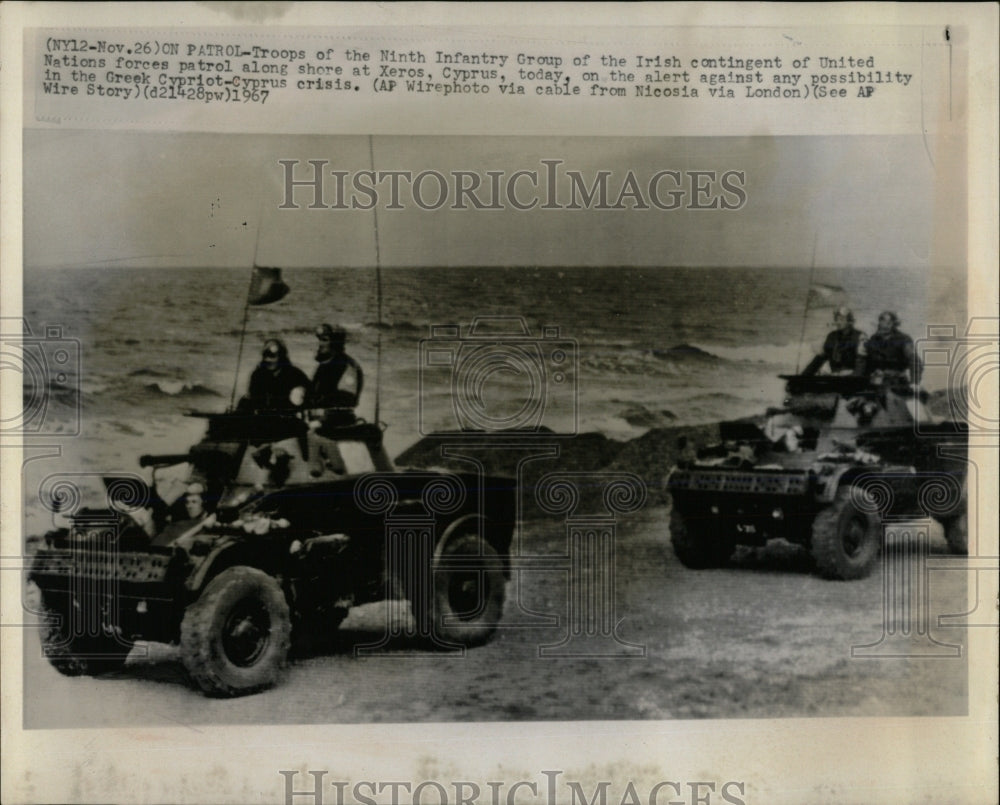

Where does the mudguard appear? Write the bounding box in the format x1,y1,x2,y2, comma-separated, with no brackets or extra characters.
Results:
433,513,504,571
183,536,278,595
815,463,917,504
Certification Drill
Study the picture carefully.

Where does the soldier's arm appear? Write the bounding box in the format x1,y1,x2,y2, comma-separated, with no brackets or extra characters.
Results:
803,332,834,376
289,368,310,407
904,338,922,383
854,332,869,376
353,359,364,403
802,353,825,376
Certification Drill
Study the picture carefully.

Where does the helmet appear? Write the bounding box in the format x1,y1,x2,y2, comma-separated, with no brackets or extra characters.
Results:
315,323,347,345
261,338,288,361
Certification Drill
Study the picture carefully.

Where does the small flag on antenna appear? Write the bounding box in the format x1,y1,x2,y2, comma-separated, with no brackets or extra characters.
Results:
248,265,289,305
807,282,847,308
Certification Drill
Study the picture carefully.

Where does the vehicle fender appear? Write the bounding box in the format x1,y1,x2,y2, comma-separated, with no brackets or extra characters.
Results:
816,465,861,503
664,466,679,492
433,513,508,574
663,465,688,506
184,538,264,595
815,464,918,505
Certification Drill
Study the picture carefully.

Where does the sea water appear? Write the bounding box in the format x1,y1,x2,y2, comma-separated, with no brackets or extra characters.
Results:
20,265,943,532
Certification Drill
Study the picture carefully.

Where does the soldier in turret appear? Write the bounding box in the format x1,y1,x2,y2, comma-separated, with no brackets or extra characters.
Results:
306,324,364,476
308,324,364,417
244,338,310,412
863,311,922,385
802,307,867,376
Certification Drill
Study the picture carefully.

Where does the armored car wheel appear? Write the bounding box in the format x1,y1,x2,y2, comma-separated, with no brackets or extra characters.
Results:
411,533,505,648
38,597,132,677
669,509,734,569
943,511,968,555
811,487,881,580
180,566,291,697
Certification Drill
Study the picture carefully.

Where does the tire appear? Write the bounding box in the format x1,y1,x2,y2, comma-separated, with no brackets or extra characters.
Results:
180,566,292,697
811,487,882,580
411,534,505,648
669,509,734,569
38,598,132,677
943,511,968,555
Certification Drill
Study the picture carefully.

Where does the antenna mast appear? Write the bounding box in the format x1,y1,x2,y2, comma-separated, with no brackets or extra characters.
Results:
368,135,384,425
794,233,819,374
229,211,264,411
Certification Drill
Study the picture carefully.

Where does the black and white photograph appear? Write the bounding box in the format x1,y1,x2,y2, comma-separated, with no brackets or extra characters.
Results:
17,131,975,725
2,4,997,805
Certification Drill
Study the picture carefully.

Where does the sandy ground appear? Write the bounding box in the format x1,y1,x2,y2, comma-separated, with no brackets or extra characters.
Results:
22,504,968,728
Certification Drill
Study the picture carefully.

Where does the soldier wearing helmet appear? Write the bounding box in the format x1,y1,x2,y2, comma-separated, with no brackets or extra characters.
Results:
863,311,922,384
308,324,364,414
802,306,867,376
306,324,365,476
244,338,310,412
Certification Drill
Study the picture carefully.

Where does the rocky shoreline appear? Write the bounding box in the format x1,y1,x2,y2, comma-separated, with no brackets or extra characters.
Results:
395,389,962,519
395,423,721,517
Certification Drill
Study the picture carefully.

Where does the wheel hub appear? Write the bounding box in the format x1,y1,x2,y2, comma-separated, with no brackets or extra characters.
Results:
448,573,485,621
222,600,270,667
843,518,866,558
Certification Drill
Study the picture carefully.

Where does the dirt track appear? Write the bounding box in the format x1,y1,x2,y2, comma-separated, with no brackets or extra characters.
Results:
23,505,967,728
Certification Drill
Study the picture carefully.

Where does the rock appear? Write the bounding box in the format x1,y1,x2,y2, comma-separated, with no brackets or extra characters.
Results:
394,424,722,516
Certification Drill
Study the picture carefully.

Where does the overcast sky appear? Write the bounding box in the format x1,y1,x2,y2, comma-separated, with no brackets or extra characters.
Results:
24,131,943,271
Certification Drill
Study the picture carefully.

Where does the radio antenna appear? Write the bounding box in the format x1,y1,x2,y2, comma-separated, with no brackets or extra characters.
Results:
229,213,264,411
368,135,383,425
794,232,819,374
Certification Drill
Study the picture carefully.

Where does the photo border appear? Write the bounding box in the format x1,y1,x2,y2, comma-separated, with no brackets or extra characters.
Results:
2,3,996,803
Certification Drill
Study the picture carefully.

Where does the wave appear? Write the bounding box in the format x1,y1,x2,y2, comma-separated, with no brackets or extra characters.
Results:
686,390,759,404
650,343,720,361
26,381,86,408
579,339,803,379
580,343,732,377
141,381,221,398
579,354,658,375
364,319,425,333
79,379,109,396
617,403,678,428
108,420,145,436
685,341,800,365
807,282,848,308
128,368,178,379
